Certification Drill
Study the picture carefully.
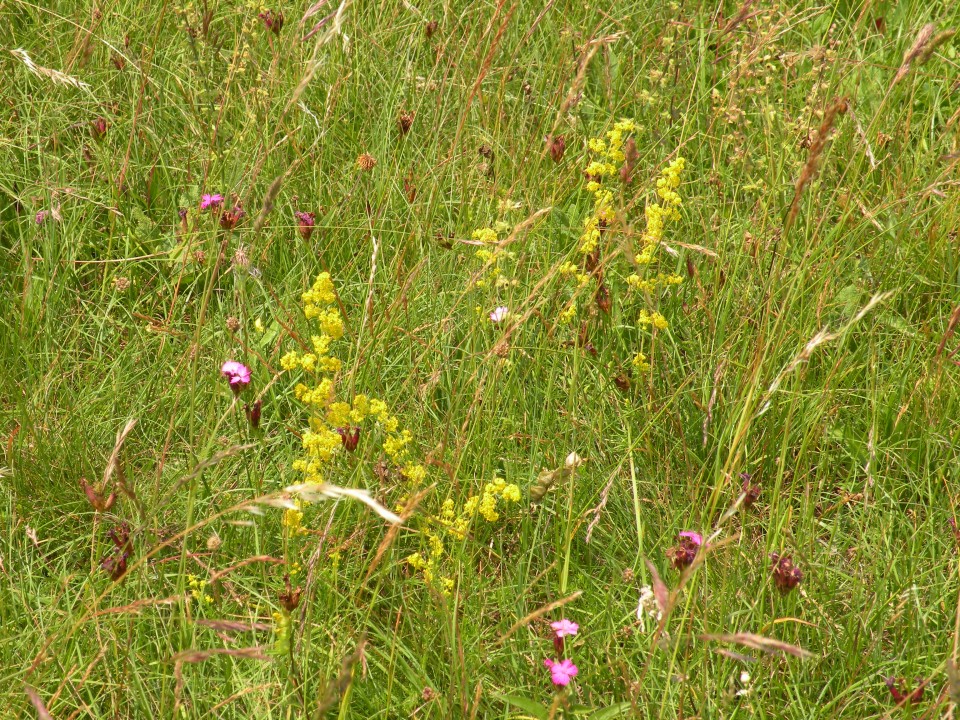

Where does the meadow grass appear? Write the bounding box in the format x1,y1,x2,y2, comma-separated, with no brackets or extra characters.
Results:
2,0,960,717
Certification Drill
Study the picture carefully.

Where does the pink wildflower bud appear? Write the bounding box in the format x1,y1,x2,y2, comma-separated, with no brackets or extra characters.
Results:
295,211,316,241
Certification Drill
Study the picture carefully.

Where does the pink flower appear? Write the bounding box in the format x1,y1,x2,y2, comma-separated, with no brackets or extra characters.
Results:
489,306,509,323
550,619,579,638
544,658,578,687
679,530,703,546
200,193,224,210
35,210,48,224
221,360,251,394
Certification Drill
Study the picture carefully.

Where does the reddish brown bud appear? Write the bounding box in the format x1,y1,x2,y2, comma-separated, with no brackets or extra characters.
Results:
547,135,566,163
338,427,361,452
259,9,283,34
595,283,612,314
424,20,438,38
219,204,244,231
397,110,415,136
770,552,802,592
91,117,108,140
245,399,262,430
279,574,302,611
295,211,315,241
740,473,760,507
404,172,416,203
619,137,638,184
80,477,116,512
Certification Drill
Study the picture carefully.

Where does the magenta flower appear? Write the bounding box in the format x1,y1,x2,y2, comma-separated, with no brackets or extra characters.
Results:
221,360,251,394
550,619,579,638
544,658,578,687
35,210,48,225
679,530,703,546
200,193,224,210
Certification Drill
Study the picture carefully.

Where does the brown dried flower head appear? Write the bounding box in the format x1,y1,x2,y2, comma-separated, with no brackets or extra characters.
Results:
547,135,566,163
397,110,415,136
356,153,377,171
667,532,702,570
770,552,802,592
740,472,760,507
220,204,245,231
259,9,283,34
279,574,302,611
80,477,116,512
337,427,361,452
91,117,108,140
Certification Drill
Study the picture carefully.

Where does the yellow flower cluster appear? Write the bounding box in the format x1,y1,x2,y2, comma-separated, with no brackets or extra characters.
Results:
440,476,522,537
625,272,684,293
406,547,456,596
638,309,669,330
631,352,651,373
404,476,521,593
579,119,636,255
559,261,590,288
282,502,306,535
635,157,685,265
188,575,213,604
282,273,427,494
471,225,515,289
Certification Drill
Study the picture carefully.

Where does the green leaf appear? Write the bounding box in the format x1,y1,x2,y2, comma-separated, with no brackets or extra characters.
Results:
498,694,549,720
580,702,634,719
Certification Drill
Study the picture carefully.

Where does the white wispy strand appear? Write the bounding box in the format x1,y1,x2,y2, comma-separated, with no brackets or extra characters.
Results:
11,48,92,92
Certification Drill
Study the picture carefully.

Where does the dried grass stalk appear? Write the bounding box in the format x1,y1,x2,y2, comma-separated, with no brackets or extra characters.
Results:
11,48,91,92
786,97,848,232
701,632,815,659
892,24,955,87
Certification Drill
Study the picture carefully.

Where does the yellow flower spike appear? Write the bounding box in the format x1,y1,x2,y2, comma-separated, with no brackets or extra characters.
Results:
326,402,351,427
471,227,498,245
588,137,607,153
281,352,301,371
501,484,521,503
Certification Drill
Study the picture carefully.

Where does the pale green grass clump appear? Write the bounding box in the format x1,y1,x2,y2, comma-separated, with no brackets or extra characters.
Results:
2,1,960,718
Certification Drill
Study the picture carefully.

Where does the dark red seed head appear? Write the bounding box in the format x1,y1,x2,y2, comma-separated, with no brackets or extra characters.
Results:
770,552,802,592
337,427,361,452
